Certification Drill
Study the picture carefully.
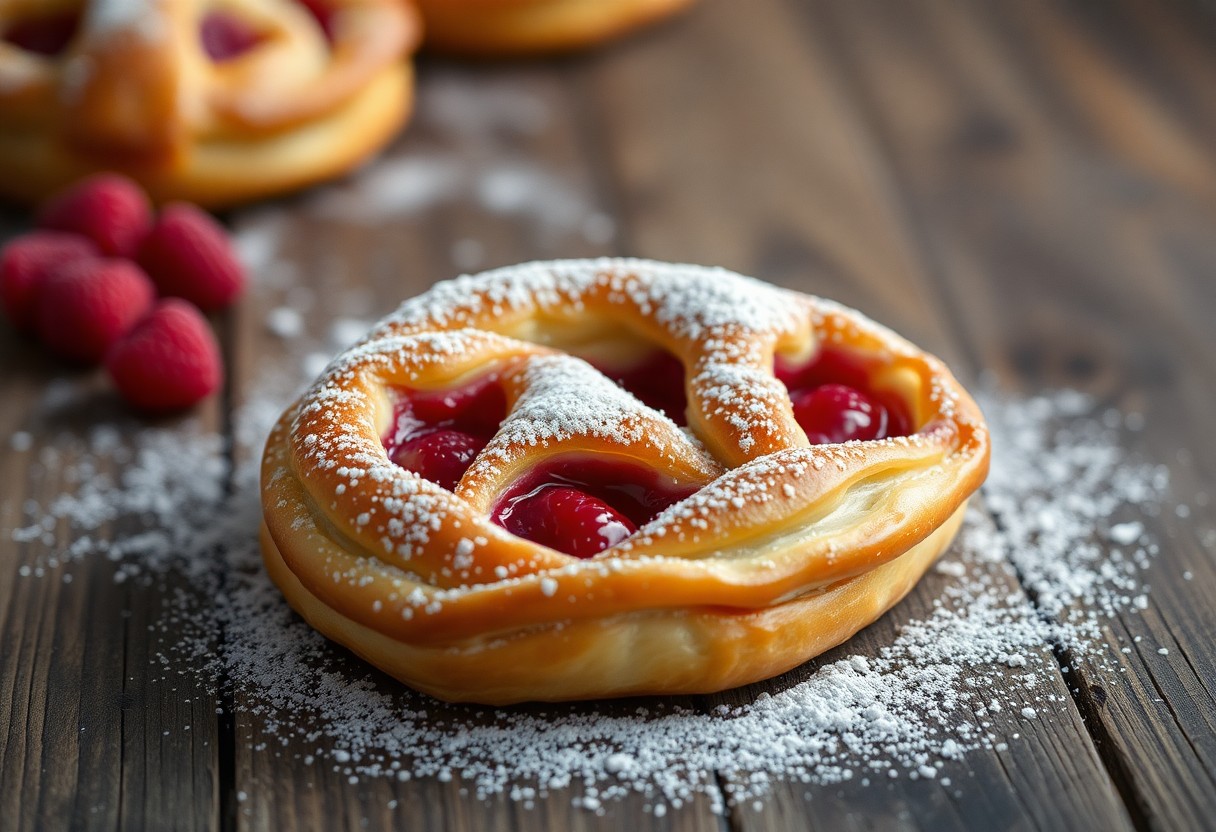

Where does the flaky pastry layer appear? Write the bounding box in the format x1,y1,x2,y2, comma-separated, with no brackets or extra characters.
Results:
261,259,990,704
262,506,966,702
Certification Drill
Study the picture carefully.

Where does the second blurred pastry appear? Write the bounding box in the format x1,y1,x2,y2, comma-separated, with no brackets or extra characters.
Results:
0,0,420,208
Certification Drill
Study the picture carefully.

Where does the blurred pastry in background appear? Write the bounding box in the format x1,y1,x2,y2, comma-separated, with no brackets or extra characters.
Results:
414,0,697,57
0,0,420,208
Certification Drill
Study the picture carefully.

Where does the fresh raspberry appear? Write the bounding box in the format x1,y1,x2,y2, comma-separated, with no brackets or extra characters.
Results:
136,203,246,311
106,299,223,412
34,258,155,363
296,0,337,40
390,429,485,491
1,231,97,333
38,173,152,257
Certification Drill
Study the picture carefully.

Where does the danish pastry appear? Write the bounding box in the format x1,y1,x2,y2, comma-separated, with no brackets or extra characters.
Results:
414,0,697,56
0,0,419,207
261,259,990,704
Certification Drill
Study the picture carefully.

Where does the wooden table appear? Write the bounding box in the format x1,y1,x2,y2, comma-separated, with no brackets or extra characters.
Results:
3,0,1214,829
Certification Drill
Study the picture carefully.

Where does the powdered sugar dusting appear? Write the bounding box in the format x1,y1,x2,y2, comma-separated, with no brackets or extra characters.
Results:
85,0,164,40
377,258,801,343
3,385,1172,813
468,355,692,480
979,391,1166,631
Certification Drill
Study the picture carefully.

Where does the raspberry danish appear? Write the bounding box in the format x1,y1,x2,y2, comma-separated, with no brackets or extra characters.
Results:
414,0,697,56
261,259,990,704
0,0,418,207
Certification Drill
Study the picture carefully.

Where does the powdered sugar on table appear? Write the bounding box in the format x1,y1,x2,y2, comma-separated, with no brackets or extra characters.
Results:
4,377,1171,813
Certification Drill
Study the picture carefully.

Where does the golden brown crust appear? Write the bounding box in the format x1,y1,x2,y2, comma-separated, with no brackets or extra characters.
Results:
414,0,697,57
0,0,419,207
262,505,967,702
260,259,990,704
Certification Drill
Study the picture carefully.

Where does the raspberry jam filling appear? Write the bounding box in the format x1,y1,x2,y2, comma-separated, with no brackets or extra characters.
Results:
200,12,264,62
493,459,697,559
776,347,911,444
3,12,80,55
589,349,688,426
296,0,337,40
383,375,506,491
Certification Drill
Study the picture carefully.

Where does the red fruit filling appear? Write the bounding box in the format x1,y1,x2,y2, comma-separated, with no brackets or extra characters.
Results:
2,12,80,55
775,347,911,444
499,486,635,560
589,349,688,425
493,458,696,559
791,384,887,444
296,0,337,41
390,430,483,492
200,12,264,62
384,375,507,490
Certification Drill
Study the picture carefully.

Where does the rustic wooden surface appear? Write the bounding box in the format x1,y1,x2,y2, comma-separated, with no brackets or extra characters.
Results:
3,0,1215,829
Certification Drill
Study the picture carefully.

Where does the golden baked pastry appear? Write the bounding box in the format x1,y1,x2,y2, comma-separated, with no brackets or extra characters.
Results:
414,0,697,56
0,0,419,207
261,259,990,704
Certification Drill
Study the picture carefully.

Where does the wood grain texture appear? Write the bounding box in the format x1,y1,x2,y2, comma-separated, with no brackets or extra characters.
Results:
1,0,1214,829
810,0,1216,828
0,331,222,832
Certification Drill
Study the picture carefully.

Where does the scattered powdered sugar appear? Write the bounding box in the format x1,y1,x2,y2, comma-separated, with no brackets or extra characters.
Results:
308,157,465,221
266,307,305,339
302,74,611,246
978,390,1167,630
3,383,1174,813
420,74,550,140
8,421,227,581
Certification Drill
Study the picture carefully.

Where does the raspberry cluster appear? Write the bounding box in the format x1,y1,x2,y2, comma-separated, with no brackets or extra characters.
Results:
1,174,245,412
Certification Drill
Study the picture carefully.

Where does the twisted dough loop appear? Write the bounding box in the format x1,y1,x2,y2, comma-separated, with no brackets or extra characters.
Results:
261,259,989,703
0,0,418,206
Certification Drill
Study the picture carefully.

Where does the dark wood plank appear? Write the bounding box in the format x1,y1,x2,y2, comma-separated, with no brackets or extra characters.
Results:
0,329,222,831
811,0,1216,828
579,0,1134,828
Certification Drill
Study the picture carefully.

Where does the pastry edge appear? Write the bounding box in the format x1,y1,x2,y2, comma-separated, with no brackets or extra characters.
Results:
260,501,967,705
0,63,413,209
